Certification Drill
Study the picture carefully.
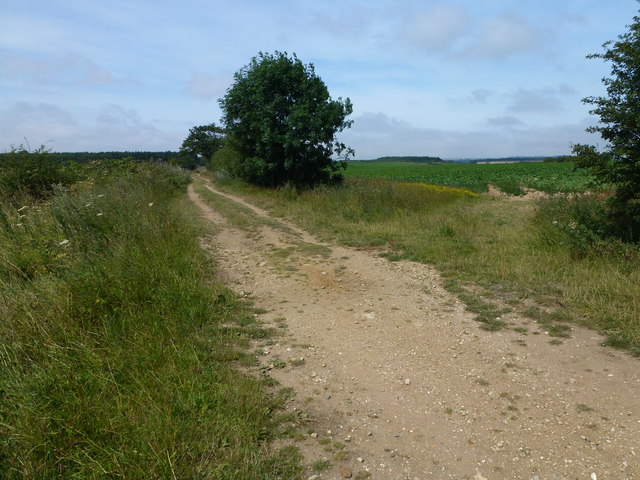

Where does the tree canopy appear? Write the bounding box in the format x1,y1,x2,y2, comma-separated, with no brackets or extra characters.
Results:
573,10,640,241
219,51,354,188
179,123,225,160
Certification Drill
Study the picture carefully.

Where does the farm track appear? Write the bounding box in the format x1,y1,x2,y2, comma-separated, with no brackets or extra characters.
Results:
188,179,640,480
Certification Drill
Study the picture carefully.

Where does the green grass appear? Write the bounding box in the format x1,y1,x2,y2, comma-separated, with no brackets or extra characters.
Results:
193,181,293,235
0,164,303,479
205,172,640,356
311,460,331,471
344,160,593,194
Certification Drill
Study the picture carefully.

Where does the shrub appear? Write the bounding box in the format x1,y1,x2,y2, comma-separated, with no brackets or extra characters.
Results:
536,193,640,259
0,145,78,198
208,142,243,178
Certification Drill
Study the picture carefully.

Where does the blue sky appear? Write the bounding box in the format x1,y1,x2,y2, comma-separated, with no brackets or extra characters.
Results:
1,0,637,159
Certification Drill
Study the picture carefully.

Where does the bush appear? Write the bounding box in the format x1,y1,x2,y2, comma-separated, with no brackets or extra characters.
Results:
169,154,198,170
0,145,78,198
536,193,640,259
208,142,243,178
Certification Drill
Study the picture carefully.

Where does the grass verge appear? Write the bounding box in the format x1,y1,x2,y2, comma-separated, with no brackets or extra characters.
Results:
0,164,302,479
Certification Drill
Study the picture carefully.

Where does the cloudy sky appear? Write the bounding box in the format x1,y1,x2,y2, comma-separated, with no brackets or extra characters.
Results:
1,1,637,159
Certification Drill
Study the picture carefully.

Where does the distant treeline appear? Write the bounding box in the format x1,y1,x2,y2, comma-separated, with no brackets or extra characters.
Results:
42,151,181,162
543,155,575,163
370,156,445,163
364,155,575,164
468,155,575,164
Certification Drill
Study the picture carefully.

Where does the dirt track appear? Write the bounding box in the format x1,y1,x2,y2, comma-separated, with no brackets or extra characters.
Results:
189,179,639,480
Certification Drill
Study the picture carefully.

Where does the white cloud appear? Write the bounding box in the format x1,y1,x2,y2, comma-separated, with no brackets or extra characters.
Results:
4,102,76,126
470,89,494,103
487,116,524,127
0,102,77,147
398,7,544,60
507,85,576,113
404,5,469,53
0,11,66,52
185,71,234,99
96,104,144,126
2,53,124,87
0,102,183,152
306,2,377,37
341,111,596,159
460,13,542,59
449,88,496,105
351,111,410,134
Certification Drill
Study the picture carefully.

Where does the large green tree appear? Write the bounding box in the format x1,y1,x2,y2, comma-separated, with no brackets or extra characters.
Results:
180,123,225,160
573,11,640,241
219,52,354,188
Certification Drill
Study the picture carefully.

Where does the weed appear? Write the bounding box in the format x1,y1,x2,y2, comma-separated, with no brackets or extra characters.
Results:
311,460,331,471
271,359,287,369
577,403,595,412
454,286,510,331
333,450,349,461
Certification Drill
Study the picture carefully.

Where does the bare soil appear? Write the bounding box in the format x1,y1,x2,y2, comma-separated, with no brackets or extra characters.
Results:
189,180,639,480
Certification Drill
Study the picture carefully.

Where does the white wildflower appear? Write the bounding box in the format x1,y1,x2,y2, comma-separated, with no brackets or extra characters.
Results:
97,213,104,216
148,202,154,207
59,239,70,246
97,194,105,198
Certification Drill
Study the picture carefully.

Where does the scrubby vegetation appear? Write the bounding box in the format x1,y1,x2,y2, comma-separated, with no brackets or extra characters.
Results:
0,150,302,479
0,144,80,198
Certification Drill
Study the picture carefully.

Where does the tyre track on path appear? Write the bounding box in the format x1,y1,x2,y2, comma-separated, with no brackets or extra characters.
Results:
188,180,640,480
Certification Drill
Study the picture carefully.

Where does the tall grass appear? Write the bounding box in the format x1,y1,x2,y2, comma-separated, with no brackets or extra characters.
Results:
1,164,302,479
205,175,640,355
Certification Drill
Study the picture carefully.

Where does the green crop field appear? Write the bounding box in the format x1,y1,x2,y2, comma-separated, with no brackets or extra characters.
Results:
344,161,593,195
